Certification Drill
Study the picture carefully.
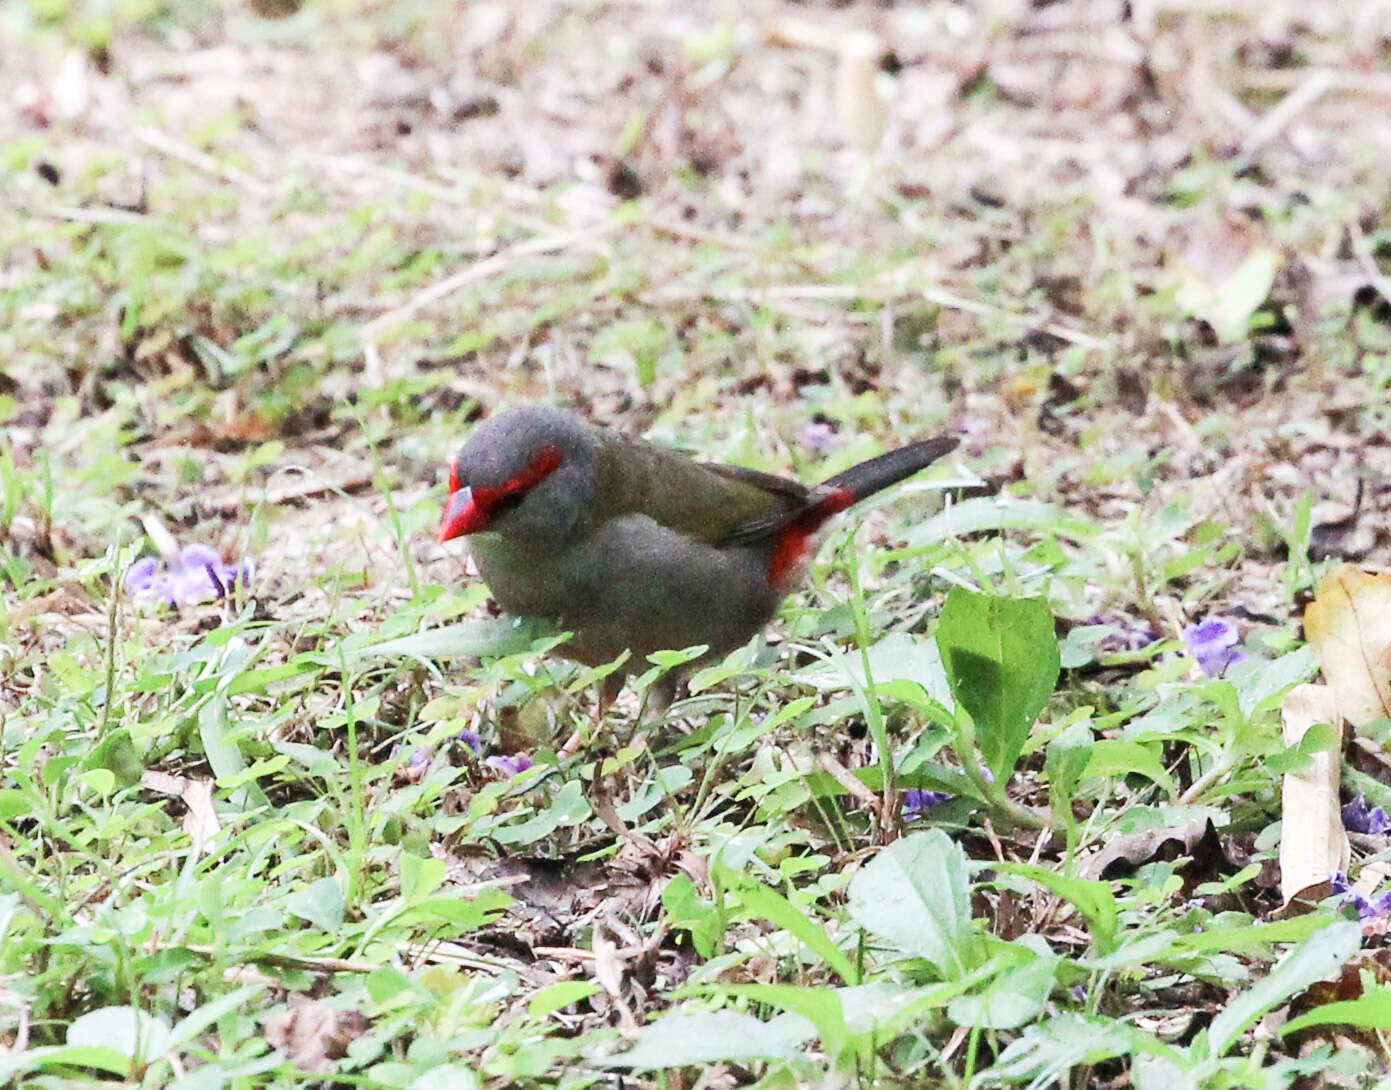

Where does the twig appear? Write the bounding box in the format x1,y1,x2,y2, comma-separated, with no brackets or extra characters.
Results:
361,223,617,342
1241,68,1391,99
647,281,1109,350
197,468,376,518
185,944,379,973
135,127,272,197
919,286,1109,351
31,205,149,226
1157,401,1204,453
1241,69,1337,157
817,749,883,818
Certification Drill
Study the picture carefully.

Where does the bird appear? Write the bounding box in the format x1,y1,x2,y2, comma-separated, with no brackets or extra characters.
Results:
439,404,957,708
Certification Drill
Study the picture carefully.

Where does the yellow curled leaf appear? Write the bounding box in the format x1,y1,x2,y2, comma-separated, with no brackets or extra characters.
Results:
1304,563,1391,729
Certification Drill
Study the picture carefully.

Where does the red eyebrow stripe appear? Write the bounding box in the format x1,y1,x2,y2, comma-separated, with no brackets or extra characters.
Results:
505,444,563,495
469,444,565,515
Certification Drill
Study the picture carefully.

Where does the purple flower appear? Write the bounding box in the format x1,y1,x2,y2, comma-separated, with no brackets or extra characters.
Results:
799,421,840,456
485,753,534,778
401,746,434,784
903,768,993,819
1343,794,1391,836
126,544,252,607
903,789,951,819
1182,617,1247,677
456,729,483,754
1331,872,1391,920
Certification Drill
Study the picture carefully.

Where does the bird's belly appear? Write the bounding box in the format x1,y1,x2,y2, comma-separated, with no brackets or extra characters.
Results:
470,518,781,667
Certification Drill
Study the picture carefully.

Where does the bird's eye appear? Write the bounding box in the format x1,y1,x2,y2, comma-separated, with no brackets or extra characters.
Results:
490,490,527,517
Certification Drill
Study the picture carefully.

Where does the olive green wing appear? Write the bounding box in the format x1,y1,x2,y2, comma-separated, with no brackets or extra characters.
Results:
591,433,809,547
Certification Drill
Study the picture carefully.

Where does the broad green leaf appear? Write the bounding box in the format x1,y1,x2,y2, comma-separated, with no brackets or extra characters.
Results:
491,780,591,845
401,854,447,903
722,869,858,985
793,632,954,709
846,830,976,979
87,728,142,788
1082,740,1177,797
2,1046,130,1078
166,984,265,1051
948,952,1058,1029
352,617,564,662
992,863,1118,955
413,1065,480,1090
528,981,603,1020
67,1006,171,1064
906,497,1098,546
1169,914,1329,956
226,663,308,695
713,984,852,1065
662,874,723,959
199,696,266,809
1045,720,1093,801
984,1013,1179,1085
399,890,512,930
284,876,344,931
935,588,1060,779
1206,919,1361,1058
1233,645,1319,718
1283,983,1391,1034
1211,247,1282,342
606,1010,802,1068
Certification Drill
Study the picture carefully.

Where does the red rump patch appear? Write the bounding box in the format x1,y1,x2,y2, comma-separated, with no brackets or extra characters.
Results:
768,486,855,587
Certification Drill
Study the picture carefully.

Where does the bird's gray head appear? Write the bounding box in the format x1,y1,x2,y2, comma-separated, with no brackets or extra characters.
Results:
439,405,598,546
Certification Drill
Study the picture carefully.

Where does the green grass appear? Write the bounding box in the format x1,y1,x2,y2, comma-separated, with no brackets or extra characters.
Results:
2,0,1390,1085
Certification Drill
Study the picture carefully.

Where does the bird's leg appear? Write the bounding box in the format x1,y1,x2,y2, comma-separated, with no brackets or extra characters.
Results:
644,671,680,722
560,671,626,756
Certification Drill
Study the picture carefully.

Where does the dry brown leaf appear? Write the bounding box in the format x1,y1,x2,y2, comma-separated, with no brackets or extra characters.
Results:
141,771,221,852
179,779,219,851
1279,683,1348,908
263,1000,368,1074
1082,817,1219,880
591,921,638,1032
1304,564,1391,728
591,922,624,999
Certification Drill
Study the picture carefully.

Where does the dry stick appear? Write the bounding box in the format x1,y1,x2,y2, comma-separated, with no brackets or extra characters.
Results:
817,749,883,820
1242,68,1391,99
34,205,149,226
649,282,1108,351
197,469,376,518
360,222,619,343
919,286,1108,351
309,153,586,243
135,127,272,197
1240,68,1337,157
185,944,379,974
641,217,1107,348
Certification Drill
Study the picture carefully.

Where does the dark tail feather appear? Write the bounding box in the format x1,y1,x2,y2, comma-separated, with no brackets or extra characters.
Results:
718,435,958,547
822,436,958,500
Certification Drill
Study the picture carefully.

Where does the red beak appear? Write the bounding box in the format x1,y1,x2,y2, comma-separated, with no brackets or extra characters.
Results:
440,488,488,542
